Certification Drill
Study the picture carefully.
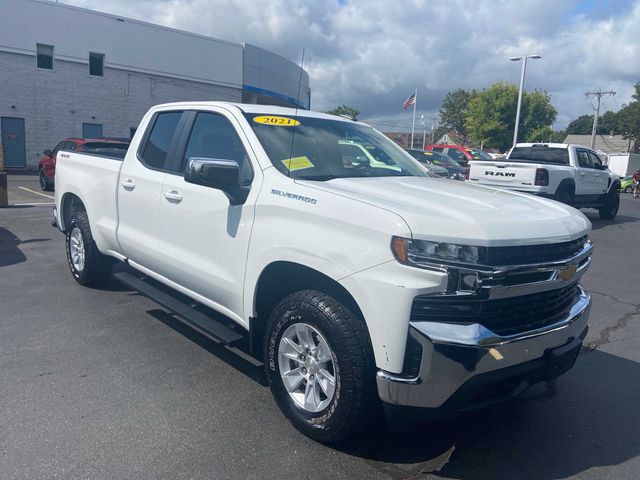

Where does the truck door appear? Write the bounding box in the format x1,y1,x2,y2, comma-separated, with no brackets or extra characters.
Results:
588,151,610,197
117,110,186,268
156,109,258,322
574,148,596,201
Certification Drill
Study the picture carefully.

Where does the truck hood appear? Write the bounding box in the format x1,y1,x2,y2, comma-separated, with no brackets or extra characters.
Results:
299,176,591,246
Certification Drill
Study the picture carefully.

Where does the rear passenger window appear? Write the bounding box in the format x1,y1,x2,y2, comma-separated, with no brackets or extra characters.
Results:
182,112,252,184
140,112,182,169
446,148,465,161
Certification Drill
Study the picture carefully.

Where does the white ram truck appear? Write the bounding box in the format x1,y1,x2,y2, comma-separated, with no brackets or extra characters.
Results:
467,143,621,219
54,103,593,443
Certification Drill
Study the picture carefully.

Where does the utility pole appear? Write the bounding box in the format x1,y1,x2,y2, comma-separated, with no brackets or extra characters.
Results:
585,89,616,149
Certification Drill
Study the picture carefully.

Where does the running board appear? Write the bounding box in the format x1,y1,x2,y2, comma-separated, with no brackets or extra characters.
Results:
113,271,243,345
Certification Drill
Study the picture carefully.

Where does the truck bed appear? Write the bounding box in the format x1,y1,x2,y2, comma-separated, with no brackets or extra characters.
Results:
55,150,123,255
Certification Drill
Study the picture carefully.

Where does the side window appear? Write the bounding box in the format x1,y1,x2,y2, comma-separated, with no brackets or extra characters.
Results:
576,150,591,168
588,151,603,169
52,142,64,155
182,112,252,184
432,147,444,153
140,111,183,170
446,148,465,161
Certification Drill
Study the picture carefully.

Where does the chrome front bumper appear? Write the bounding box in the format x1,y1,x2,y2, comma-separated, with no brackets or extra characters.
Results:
377,285,591,411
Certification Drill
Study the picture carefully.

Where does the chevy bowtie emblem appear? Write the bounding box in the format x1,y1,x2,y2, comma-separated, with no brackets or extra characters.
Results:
558,264,577,281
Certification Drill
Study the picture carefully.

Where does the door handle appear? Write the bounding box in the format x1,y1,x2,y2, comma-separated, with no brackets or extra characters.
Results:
164,190,183,203
121,179,136,190
579,172,586,176
594,173,600,177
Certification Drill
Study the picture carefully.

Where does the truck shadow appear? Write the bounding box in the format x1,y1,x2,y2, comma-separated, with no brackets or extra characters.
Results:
339,349,640,479
146,308,267,386
0,227,49,267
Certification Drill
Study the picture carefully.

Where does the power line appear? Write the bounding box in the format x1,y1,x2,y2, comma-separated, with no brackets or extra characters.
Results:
585,89,616,149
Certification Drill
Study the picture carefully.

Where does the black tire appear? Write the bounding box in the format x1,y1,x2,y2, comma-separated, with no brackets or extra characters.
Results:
264,290,379,443
39,170,53,192
599,190,620,220
65,211,113,286
555,188,573,205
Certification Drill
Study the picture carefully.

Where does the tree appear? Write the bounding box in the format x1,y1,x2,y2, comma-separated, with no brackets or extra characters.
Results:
465,82,557,152
325,105,359,120
618,80,640,142
566,114,593,134
566,111,620,135
439,89,476,143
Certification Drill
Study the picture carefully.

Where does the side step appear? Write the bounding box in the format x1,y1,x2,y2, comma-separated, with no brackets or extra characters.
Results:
113,271,243,345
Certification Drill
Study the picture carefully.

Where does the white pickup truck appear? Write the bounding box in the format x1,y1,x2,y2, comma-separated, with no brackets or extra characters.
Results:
54,103,593,443
467,143,621,219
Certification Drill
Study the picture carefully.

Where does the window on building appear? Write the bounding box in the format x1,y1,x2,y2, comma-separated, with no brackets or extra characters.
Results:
89,52,104,77
140,111,183,170
82,123,103,139
36,43,54,69
181,112,251,182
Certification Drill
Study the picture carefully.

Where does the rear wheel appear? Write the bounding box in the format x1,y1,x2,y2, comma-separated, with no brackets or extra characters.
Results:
39,170,53,191
264,290,379,443
65,212,113,286
555,188,573,205
599,190,620,219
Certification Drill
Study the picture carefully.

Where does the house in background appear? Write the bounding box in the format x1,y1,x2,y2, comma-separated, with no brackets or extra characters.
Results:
563,134,637,154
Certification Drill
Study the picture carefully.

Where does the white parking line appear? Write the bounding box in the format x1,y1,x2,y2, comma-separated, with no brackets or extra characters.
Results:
18,186,55,199
12,202,55,207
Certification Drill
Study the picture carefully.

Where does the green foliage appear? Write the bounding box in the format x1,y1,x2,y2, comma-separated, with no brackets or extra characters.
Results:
439,89,477,143
566,114,593,134
464,82,557,152
618,80,640,141
325,105,360,120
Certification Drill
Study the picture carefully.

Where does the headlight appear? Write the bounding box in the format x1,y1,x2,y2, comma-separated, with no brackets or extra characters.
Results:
392,236,487,267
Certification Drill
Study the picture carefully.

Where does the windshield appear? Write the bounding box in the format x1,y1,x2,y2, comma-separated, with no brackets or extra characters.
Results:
244,113,429,180
466,148,493,160
507,146,570,165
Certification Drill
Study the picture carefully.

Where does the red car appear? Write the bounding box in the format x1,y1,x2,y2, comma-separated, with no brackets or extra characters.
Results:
38,137,129,191
425,144,493,166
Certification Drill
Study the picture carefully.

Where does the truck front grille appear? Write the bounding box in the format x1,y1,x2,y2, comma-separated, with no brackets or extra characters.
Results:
410,283,581,336
485,236,587,266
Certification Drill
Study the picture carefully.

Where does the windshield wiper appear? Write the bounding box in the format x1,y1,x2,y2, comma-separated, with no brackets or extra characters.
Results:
297,174,340,181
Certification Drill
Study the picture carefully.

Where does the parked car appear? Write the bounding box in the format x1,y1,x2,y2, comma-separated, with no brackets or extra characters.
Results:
38,137,129,191
406,149,466,180
54,103,592,443
467,143,621,219
620,175,635,193
425,144,494,167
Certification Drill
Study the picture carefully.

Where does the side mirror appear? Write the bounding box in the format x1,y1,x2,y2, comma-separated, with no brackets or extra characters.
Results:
184,157,248,205
44,149,52,156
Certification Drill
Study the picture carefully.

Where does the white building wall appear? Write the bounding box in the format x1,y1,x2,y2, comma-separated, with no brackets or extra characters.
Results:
0,51,241,167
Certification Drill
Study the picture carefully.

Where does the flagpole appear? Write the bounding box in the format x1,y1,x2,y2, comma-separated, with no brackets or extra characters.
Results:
411,88,417,148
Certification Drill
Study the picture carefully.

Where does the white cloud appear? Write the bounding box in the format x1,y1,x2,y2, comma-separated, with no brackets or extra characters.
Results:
65,0,640,131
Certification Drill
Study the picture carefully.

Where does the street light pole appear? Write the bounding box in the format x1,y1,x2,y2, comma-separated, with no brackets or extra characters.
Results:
510,54,541,148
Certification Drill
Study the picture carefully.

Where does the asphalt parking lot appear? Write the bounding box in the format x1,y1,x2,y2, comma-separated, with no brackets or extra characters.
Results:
1,174,639,480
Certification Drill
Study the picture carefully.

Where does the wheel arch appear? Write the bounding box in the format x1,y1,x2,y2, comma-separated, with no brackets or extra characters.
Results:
60,192,87,232
249,261,366,357
555,178,576,196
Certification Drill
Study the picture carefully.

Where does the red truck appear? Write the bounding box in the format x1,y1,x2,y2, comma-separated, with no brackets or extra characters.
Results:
38,138,129,191
425,144,493,166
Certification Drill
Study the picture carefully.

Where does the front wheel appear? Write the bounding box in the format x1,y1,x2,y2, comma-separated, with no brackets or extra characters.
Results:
599,191,620,219
264,290,379,443
65,212,113,286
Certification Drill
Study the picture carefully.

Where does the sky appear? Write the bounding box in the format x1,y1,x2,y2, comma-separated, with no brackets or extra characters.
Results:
65,0,640,133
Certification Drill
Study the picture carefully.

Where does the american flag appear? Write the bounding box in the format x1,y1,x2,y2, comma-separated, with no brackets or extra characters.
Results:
402,92,416,110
